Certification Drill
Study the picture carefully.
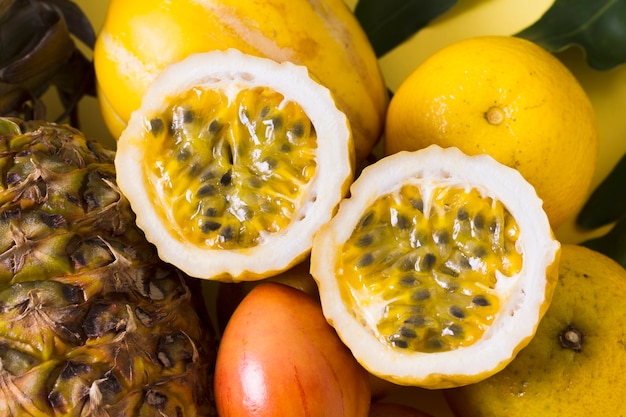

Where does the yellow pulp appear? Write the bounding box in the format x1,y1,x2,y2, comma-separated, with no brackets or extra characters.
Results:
142,87,317,249
339,185,523,352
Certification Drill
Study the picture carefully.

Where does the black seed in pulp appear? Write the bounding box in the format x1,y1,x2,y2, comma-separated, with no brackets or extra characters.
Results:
220,170,232,186
420,253,437,270
410,198,424,212
389,336,409,349
271,116,283,130
197,184,217,197
149,118,164,135
399,326,417,338
263,157,278,170
399,255,417,271
434,229,450,245
473,245,487,258
447,323,464,337
290,122,304,138
359,211,375,228
176,148,191,162
356,233,374,247
472,295,490,307
426,337,444,351
399,275,418,286
201,221,221,233
404,315,426,327
357,253,375,268
457,207,469,221
449,305,466,319
208,120,222,134
183,109,195,123
395,214,411,230
412,289,431,301
473,213,485,231
204,207,218,217
220,225,235,241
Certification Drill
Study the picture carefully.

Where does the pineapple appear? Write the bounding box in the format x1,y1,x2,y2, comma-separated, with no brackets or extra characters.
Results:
0,117,217,416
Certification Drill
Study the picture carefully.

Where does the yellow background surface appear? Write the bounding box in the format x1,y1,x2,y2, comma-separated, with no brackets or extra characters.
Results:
55,1,626,415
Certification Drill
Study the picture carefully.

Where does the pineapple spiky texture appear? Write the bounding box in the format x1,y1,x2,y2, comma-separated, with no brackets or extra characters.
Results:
0,118,217,416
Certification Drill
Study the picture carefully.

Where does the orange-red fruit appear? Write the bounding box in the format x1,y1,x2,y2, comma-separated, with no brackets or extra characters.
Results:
214,282,371,417
215,259,319,334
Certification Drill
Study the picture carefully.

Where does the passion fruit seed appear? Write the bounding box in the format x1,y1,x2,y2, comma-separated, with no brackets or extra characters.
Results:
339,185,522,353
143,86,317,250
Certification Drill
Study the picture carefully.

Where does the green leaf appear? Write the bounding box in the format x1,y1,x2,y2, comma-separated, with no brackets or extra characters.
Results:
577,152,626,229
354,0,458,57
516,0,626,70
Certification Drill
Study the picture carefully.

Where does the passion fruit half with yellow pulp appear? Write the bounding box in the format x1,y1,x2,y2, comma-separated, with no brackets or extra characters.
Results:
94,0,388,163
311,145,560,388
115,49,353,282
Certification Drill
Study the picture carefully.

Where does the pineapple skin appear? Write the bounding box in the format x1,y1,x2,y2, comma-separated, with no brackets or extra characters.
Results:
0,118,217,416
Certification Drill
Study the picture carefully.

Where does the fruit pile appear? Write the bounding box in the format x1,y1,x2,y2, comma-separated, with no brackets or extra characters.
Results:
2,0,626,416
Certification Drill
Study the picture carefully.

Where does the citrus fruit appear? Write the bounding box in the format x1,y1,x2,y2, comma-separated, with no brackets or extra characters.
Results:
214,282,371,417
384,35,598,229
114,49,353,281
94,0,388,162
310,145,560,388
444,244,626,416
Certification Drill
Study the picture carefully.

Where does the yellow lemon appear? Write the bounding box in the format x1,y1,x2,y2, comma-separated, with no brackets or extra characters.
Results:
445,244,626,416
385,36,598,229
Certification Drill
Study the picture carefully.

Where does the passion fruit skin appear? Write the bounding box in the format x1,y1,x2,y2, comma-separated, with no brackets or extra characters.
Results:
310,145,560,388
214,282,371,417
114,49,354,282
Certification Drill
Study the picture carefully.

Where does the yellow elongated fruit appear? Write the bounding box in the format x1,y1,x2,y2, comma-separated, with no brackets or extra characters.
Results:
94,0,388,162
311,145,560,388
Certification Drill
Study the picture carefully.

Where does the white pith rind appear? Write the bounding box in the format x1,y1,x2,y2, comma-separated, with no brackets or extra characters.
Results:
310,145,560,388
115,49,353,281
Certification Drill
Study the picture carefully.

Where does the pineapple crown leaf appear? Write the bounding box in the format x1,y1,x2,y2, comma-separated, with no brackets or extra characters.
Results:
41,0,96,49
0,0,95,125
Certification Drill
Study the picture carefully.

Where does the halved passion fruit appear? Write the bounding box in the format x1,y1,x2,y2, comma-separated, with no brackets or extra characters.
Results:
310,145,560,388
115,49,353,281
